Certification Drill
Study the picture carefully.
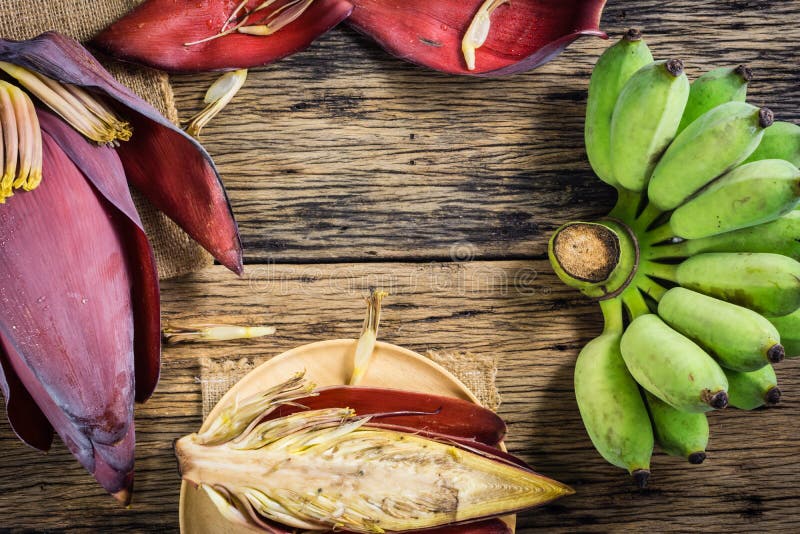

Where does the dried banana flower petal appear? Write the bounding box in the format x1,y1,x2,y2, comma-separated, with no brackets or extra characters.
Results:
93,0,354,72
348,0,607,76
177,377,573,532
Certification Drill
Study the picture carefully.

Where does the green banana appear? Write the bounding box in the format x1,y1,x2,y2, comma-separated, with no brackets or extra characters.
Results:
669,159,800,239
620,314,728,412
648,102,773,211
644,390,709,464
585,29,654,188
743,121,800,167
648,210,800,261
610,59,690,192
672,252,800,317
677,65,752,133
768,309,800,357
658,287,784,372
574,332,653,486
724,365,781,410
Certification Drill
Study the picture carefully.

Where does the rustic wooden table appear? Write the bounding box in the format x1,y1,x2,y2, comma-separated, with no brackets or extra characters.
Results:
2,1,799,531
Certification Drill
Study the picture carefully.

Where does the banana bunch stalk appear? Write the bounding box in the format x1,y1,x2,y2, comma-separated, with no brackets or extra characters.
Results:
551,29,800,486
176,373,573,533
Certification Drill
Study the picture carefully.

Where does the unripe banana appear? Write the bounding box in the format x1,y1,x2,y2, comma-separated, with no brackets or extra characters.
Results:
677,65,752,134
743,121,800,167
644,390,709,464
574,332,653,487
669,159,800,239
620,314,728,412
724,365,781,410
585,29,654,187
674,252,800,317
648,102,773,211
768,309,800,358
651,209,800,261
658,287,784,372
610,59,690,192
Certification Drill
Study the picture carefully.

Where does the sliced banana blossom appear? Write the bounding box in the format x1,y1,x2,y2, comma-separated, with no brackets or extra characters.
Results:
177,375,573,533
0,31,241,503
185,69,248,138
163,321,275,344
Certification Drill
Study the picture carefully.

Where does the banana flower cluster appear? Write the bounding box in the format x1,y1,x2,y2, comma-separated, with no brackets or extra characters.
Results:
0,32,241,502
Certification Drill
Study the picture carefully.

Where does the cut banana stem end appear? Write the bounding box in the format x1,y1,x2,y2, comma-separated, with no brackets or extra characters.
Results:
549,220,638,299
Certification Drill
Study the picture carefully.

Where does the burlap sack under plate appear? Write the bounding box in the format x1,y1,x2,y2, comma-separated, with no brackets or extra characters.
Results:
201,350,501,418
0,0,213,279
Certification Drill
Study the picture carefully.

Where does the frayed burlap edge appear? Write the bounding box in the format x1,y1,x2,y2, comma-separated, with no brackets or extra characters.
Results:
200,351,500,419
0,0,212,279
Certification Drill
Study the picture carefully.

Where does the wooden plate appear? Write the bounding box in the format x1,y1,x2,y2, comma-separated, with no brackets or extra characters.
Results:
179,339,515,533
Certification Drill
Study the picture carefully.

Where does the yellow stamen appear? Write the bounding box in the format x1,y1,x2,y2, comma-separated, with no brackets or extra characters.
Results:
349,289,388,385
0,82,19,201
24,90,42,191
0,81,44,201
184,69,248,139
162,322,276,344
462,0,509,71
0,62,130,146
7,84,34,189
65,84,132,142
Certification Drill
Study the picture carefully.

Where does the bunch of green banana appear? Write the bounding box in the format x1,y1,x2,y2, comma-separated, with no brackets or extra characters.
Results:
551,30,800,486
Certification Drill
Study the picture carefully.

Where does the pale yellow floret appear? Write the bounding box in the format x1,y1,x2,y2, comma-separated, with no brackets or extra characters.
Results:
462,0,509,71
184,69,248,139
349,289,388,385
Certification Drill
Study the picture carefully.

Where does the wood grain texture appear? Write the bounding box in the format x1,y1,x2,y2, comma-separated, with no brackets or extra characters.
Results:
169,1,800,264
1,263,798,532
2,0,800,532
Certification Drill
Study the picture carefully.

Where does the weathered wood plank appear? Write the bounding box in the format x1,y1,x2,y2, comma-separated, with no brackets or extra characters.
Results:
169,0,800,264
0,263,797,531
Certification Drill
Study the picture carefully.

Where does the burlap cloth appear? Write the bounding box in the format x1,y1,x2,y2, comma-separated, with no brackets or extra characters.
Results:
200,351,501,418
1,1,213,278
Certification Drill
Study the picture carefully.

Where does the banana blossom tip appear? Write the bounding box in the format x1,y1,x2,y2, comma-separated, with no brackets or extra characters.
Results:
0,31,240,500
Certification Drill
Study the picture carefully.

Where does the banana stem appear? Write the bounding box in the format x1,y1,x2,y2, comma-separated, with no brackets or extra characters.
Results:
600,297,624,334
641,260,679,282
608,188,641,223
643,240,689,260
637,275,668,302
632,202,663,233
621,287,650,319
642,222,676,245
